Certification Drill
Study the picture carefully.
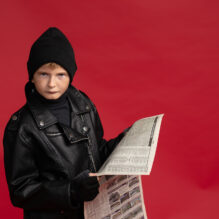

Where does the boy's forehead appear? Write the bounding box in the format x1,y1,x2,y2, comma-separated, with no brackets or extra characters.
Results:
36,63,68,73
41,62,61,68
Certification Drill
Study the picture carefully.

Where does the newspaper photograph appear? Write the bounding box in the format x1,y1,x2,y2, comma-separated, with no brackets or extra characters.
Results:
84,175,147,219
96,114,164,176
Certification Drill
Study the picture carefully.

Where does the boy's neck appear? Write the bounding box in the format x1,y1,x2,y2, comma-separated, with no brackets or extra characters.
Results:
33,85,69,107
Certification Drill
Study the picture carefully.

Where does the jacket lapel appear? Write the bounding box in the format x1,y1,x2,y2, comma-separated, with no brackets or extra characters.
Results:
25,81,58,129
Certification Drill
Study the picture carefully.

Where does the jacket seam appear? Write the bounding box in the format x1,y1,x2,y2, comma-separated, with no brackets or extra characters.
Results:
20,131,32,149
38,130,66,171
80,114,97,172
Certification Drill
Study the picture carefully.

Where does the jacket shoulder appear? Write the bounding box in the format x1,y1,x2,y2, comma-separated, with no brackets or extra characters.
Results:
78,89,97,111
68,85,98,112
4,104,30,132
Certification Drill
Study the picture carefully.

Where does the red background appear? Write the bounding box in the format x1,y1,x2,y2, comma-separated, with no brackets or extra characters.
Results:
0,1,219,218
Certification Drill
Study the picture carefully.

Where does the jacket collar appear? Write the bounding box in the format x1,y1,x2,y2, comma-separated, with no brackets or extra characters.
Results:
25,81,91,130
67,85,91,115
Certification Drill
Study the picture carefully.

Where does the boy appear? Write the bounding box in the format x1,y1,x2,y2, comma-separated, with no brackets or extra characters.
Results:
3,27,128,219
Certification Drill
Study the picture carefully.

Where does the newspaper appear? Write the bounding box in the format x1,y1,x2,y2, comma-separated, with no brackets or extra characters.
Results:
84,175,147,219
84,114,164,219
96,114,164,176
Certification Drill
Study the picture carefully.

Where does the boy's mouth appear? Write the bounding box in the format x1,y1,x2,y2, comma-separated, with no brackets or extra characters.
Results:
47,91,58,94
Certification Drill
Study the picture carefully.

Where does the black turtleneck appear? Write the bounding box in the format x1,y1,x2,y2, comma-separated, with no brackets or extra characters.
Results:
34,86,71,127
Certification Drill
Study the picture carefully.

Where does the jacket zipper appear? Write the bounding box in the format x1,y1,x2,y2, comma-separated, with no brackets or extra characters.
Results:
80,114,97,172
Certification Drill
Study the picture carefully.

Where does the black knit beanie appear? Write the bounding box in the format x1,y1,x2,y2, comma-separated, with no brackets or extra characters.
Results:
27,27,77,83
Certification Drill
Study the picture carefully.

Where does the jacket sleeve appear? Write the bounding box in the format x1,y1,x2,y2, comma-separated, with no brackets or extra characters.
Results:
87,99,130,164
3,122,78,211
94,107,127,163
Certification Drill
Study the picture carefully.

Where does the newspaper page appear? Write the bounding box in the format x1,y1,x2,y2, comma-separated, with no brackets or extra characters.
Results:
84,175,147,219
96,114,164,176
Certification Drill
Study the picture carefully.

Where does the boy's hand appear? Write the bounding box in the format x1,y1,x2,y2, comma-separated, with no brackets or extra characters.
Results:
70,170,99,202
89,172,97,177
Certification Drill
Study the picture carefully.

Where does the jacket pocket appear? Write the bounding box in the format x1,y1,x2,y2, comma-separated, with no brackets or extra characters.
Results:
59,123,88,144
44,123,88,144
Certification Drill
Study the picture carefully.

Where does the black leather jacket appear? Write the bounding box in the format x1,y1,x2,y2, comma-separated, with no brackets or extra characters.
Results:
3,82,125,219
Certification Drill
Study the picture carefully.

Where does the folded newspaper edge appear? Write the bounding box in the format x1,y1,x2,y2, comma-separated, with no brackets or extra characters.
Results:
95,114,164,176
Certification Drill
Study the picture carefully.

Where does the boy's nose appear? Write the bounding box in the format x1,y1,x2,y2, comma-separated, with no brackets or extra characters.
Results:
48,76,56,88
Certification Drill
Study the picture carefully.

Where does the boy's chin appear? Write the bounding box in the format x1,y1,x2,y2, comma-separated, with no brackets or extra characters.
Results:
43,93,61,100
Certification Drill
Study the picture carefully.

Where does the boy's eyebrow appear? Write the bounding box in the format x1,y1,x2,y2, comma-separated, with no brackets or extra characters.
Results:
36,71,68,74
36,70,48,73
57,72,68,74
35,71,50,75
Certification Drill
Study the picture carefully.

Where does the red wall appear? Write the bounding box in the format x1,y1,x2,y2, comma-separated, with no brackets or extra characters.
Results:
0,1,219,218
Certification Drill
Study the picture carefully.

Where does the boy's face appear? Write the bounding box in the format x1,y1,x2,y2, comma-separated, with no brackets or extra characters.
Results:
31,63,70,100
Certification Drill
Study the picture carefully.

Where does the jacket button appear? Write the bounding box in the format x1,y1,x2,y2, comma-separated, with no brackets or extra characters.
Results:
12,115,17,121
83,126,88,132
85,105,90,110
39,121,44,127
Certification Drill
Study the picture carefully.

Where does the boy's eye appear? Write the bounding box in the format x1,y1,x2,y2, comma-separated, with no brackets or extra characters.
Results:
57,73,66,77
40,73,48,77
